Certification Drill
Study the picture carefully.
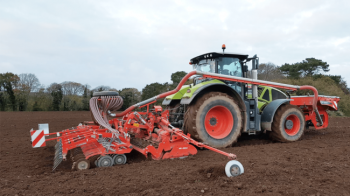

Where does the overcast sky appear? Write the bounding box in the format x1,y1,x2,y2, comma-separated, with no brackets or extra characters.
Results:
1,0,349,91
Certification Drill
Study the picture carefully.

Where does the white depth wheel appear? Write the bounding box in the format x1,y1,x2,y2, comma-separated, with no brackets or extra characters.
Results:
225,160,244,177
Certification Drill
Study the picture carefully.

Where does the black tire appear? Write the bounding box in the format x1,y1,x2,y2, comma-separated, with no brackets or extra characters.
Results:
184,92,242,148
270,104,305,142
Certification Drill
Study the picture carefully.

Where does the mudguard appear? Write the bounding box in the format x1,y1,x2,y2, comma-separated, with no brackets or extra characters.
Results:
261,99,291,131
180,83,244,110
162,85,190,106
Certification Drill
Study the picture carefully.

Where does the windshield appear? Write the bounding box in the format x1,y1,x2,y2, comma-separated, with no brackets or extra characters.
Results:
193,59,215,73
217,57,242,77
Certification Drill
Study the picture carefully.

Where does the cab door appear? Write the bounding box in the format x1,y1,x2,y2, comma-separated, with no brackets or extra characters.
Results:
217,57,244,95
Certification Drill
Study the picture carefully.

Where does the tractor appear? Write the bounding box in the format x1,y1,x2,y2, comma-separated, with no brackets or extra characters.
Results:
30,45,339,177
162,45,340,148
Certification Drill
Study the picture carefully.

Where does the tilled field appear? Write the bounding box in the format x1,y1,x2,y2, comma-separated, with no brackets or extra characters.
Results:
0,111,350,196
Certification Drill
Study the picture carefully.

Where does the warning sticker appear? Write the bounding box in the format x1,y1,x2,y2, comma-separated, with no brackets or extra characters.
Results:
133,123,139,127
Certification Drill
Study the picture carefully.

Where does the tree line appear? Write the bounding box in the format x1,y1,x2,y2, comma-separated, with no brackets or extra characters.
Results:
258,58,349,95
0,71,188,111
258,58,350,116
1,57,349,114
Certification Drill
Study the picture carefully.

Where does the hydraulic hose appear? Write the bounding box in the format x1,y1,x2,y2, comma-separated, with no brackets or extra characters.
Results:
112,70,319,119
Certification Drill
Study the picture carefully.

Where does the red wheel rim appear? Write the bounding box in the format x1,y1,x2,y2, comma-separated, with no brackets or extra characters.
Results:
204,106,233,139
284,114,300,136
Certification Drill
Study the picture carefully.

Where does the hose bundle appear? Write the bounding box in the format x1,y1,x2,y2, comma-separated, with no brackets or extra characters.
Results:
89,96,123,136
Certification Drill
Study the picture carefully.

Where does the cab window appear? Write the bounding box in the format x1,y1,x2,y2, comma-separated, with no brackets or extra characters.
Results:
218,57,243,95
195,59,216,73
258,87,264,97
262,89,270,101
217,57,242,77
272,89,287,100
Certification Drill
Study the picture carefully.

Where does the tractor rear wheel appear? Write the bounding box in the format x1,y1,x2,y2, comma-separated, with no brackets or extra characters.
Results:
184,92,242,148
270,104,305,142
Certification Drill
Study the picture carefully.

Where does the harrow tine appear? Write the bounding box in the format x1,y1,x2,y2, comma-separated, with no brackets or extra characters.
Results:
52,139,63,171
55,146,61,153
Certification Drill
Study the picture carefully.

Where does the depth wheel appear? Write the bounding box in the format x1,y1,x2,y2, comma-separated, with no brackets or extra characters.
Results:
225,160,244,177
75,159,90,171
97,156,114,167
184,92,242,148
113,154,127,165
270,104,305,142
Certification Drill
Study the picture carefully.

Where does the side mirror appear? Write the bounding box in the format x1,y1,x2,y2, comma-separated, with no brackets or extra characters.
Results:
243,65,248,72
251,55,259,70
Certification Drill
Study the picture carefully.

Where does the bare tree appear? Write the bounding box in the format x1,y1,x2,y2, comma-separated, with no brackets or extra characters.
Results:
257,63,285,81
61,81,84,95
18,73,41,92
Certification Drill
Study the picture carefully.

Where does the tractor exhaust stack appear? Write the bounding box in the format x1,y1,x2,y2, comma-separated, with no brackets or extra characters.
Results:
251,54,259,103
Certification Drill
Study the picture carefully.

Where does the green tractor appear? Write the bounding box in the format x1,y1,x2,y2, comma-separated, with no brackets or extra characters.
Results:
162,46,289,148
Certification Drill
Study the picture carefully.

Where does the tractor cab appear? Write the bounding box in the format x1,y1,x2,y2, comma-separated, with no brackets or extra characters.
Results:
190,52,248,76
190,52,249,95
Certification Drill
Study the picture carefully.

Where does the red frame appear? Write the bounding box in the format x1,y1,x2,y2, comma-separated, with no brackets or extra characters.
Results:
290,96,339,129
39,71,340,170
44,101,237,167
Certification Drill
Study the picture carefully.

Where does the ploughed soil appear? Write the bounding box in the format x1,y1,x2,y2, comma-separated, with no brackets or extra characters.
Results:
1,111,350,196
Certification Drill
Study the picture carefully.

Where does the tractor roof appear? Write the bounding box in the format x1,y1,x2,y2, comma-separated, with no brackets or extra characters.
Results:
190,52,249,64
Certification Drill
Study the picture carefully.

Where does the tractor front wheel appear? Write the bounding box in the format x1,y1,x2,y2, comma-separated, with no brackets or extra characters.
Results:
184,92,242,148
270,104,305,142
